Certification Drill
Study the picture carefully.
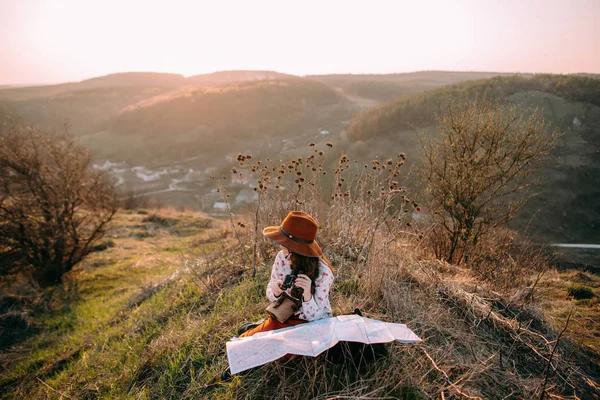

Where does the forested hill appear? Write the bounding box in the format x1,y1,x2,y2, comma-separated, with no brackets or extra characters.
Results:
307,71,527,102
110,79,343,138
0,72,353,164
0,71,307,136
100,78,349,162
341,74,600,250
346,74,600,141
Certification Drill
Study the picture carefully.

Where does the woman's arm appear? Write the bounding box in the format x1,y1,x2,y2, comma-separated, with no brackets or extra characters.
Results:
300,264,334,321
266,251,285,301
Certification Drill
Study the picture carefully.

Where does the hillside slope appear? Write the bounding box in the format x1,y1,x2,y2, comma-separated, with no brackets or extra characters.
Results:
346,74,600,141
85,78,352,164
0,71,311,137
1,208,598,399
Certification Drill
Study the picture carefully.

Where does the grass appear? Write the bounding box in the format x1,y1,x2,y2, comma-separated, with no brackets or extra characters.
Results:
0,208,228,399
1,210,600,397
536,269,600,352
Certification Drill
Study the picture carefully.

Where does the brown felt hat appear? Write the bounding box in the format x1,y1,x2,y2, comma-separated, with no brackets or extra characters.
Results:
263,211,323,257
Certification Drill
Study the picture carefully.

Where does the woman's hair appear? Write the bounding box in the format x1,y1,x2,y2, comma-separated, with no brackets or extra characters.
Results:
289,251,334,297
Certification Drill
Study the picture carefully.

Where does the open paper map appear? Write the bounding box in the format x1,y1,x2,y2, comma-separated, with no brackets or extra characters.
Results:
226,315,421,374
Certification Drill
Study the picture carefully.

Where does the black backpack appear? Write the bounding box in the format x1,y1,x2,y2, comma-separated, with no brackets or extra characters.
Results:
325,309,388,367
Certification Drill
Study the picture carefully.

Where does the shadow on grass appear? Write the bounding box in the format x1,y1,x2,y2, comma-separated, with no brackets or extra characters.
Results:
0,280,81,351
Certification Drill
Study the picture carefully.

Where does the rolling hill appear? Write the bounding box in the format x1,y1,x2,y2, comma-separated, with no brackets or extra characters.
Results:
343,75,600,247
85,77,352,164
0,72,354,163
0,72,189,134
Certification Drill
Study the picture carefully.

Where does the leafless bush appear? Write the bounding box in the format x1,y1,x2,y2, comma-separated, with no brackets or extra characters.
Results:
120,186,149,210
419,98,560,264
0,120,117,286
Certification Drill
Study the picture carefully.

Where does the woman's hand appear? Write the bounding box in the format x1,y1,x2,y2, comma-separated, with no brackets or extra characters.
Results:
271,279,284,297
294,274,313,302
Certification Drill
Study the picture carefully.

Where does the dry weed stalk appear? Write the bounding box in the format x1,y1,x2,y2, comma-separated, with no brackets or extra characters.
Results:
230,144,418,274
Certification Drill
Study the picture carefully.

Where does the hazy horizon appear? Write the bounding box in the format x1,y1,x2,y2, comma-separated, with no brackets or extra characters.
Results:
0,68,585,88
1,0,600,85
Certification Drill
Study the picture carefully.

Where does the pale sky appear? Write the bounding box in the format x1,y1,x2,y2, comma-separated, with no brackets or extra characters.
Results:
1,0,599,85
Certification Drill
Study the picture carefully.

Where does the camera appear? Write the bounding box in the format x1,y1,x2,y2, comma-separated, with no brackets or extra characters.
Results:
280,270,305,290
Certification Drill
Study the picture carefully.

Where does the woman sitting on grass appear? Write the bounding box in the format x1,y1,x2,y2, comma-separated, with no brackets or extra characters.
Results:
238,211,335,337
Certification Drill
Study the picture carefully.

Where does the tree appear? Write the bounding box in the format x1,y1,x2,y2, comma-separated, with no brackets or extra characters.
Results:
419,98,560,264
0,118,117,286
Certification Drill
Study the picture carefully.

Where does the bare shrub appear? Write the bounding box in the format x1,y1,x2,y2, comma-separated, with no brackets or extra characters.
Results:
120,186,148,210
0,120,117,286
419,98,560,264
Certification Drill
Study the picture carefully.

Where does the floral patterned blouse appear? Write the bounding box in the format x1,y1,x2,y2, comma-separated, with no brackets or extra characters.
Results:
266,250,334,322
